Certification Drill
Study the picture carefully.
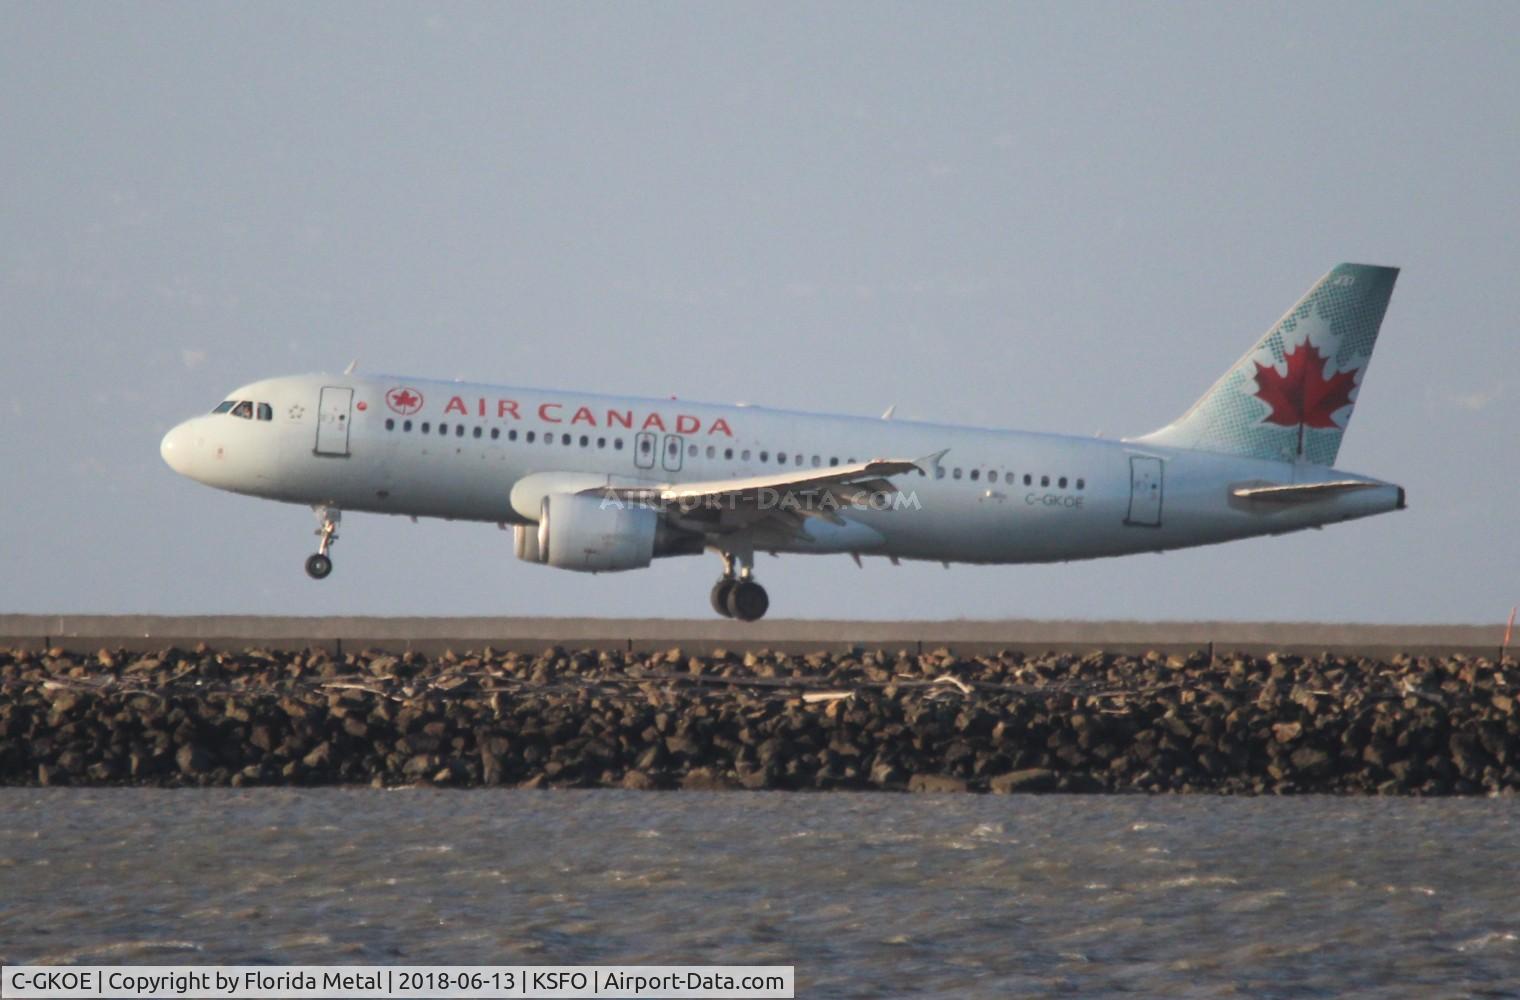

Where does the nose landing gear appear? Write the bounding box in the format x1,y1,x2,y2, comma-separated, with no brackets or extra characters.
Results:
710,549,769,621
306,506,340,580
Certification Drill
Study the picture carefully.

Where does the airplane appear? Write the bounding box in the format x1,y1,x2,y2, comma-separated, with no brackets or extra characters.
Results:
160,263,1404,621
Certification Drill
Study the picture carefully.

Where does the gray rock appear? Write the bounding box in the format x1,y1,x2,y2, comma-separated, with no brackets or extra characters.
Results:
621,770,657,790
1289,746,1331,775
908,774,968,793
869,759,905,787
302,742,333,770
989,768,1057,793
176,744,211,776
402,754,439,777
680,767,736,791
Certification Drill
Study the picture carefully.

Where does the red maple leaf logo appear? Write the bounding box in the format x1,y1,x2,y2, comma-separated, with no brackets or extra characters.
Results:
386,387,424,415
1253,341,1358,429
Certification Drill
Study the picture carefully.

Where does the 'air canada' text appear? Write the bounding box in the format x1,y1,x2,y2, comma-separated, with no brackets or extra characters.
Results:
443,396,735,436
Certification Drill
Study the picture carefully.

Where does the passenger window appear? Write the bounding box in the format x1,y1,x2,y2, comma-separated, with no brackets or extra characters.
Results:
580,435,590,447
614,438,624,450
688,443,697,457
953,468,963,480
760,451,769,462
212,401,235,414
829,457,839,467
1006,472,1015,484
421,422,431,433
231,401,253,419
724,448,733,460
472,426,482,438
706,445,715,459
1041,475,1050,487
257,403,273,421
385,418,395,431
598,437,607,449
812,455,821,467
561,433,571,445
525,430,535,442
1076,478,1085,490
438,423,448,435
1058,476,1067,489
1023,474,1032,486
640,438,652,454
490,428,499,440
403,420,412,432
742,450,751,461
778,452,787,464
509,429,517,441
970,469,980,481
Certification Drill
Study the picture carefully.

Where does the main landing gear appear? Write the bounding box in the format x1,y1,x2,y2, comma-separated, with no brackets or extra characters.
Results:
710,550,769,622
305,506,340,580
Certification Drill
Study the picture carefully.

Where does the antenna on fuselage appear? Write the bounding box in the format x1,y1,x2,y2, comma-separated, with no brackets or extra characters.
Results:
881,403,896,420
343,359,358,375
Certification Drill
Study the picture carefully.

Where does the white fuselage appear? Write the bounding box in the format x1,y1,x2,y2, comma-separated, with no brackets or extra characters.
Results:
160,373,1404,565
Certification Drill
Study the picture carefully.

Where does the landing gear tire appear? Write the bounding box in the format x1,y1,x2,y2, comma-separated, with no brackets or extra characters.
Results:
710,579,737,618
726,579,769,622
308,506,340,581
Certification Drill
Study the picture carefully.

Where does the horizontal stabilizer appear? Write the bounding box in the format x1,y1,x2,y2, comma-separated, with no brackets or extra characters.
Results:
1230,480,1380,503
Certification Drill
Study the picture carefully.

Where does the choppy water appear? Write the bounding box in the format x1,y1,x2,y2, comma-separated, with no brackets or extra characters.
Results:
0,791,1517,998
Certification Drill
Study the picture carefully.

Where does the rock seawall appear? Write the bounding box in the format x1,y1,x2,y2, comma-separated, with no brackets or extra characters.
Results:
2,645,1516,794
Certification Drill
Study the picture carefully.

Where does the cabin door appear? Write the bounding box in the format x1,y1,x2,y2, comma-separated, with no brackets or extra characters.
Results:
1125,455,1163,527
314,386,353,457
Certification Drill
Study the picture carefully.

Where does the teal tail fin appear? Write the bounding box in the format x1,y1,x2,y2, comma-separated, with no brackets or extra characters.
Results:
1134,263,1399,466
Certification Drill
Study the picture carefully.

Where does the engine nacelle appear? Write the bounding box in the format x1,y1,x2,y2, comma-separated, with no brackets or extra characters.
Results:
520,493,700,572
513,522,542,563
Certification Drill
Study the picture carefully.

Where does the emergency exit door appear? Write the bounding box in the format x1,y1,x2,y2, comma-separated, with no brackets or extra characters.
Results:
314,386,353,457
1125,455,1163,527
633,431,657,469
662,434,684,472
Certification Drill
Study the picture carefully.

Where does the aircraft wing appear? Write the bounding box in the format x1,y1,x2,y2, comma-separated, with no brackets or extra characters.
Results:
583,452,930,528
587,457,927,510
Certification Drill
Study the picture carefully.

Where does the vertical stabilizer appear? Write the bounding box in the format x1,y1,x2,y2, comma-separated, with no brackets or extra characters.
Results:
1134,263,1398,466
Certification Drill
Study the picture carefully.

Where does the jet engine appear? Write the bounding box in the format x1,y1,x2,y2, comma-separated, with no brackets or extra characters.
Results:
515,493,701,572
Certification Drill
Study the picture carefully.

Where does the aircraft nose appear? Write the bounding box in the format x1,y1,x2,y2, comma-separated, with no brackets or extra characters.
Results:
160,421,194,476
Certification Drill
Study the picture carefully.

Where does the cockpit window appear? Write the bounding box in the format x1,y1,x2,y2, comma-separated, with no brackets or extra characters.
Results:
212,401,236,414
230,401,254,419
257,403,273,421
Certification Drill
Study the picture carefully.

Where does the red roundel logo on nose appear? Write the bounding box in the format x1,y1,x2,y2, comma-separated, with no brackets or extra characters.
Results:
386,387,424,415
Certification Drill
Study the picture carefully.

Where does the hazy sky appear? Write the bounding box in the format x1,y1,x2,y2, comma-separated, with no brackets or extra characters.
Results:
3,3,1516,624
